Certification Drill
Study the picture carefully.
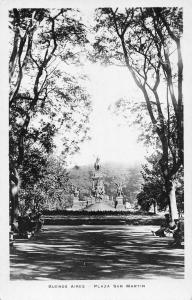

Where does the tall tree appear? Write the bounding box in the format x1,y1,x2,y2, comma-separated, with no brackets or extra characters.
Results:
137,152,183,214
9,8,90,165
92,7,183,221
9,9,91,226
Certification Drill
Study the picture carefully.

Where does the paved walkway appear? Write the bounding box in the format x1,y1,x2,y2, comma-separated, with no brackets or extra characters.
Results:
10,225,184,280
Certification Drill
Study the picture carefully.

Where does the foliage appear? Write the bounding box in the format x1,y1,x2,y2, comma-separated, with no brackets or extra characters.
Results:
9,9,92,220
69,165,92,199
42,210,155,216
19,185,45,216
19,146,47,187
39,156,72,210
102,163,143,203
9,8,91,166
42,214,163,226
18,155,74,214
92,7,183,216
137,153,184,212
68,162,143,203
110,98,162,149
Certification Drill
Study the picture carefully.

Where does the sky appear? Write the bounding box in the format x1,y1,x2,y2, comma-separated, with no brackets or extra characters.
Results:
51,7,179,168
57,8,153,168
62,62,147,167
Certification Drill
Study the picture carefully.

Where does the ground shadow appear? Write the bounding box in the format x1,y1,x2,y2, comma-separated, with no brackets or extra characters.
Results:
10,225,184,280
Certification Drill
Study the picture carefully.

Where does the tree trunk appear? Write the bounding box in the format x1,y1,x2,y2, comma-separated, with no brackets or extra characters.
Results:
153,200,157,214
10,166,20,230
169,181,179,221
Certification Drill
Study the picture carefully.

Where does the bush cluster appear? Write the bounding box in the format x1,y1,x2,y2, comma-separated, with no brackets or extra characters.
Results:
42,209,155,216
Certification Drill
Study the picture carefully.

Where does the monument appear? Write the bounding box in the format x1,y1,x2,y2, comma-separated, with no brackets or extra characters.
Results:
70,158,127,212
85,158,115,211
91,157,105,203
71,186,81,210
125,200,133,210
115,182,125,210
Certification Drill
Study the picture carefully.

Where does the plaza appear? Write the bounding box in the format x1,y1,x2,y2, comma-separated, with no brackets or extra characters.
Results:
10,225,184,280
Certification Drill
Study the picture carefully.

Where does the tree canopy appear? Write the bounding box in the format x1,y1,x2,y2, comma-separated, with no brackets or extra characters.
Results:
9,9,92,219
137,152,183,213
9,8,184,221
92,7,183,219
9,8,91,168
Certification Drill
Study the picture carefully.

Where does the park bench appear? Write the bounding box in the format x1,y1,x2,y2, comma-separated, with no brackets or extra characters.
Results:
168,218,184,248
11,215,44,239
173,219,184,247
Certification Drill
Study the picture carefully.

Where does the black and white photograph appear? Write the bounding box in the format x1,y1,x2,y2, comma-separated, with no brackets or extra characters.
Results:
0,0,192,299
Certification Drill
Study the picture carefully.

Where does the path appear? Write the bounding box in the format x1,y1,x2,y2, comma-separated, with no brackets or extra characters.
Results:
10,225,184,280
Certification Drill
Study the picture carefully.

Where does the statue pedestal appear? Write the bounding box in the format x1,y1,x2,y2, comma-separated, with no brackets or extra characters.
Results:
116,196,125,210
87,198,94,206
125,201,132,210
71,197,81,210
95,197,102,203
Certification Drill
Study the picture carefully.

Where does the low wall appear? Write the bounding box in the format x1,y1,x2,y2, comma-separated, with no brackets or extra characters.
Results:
42,214,164,226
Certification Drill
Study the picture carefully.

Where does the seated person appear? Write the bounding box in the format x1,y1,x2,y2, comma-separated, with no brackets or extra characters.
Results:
152,225,166,237
152,213,170,237
169,219,184,248
164,220,178,237
18,214,36,237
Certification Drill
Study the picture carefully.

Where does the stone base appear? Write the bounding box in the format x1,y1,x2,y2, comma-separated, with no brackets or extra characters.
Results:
116,196,125,210
125,202,132,209
71,206,81,211
87,198,95,206
80,201,87,209
84,201,116,211
71,197,81,210
71,205,82,210
95,198,103,203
